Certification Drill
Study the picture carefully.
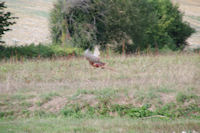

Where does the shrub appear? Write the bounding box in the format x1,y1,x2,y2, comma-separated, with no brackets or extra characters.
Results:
0,44,83,60
146,0,195,50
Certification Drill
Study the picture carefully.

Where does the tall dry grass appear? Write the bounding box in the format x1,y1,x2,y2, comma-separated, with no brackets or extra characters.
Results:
0,53,199,112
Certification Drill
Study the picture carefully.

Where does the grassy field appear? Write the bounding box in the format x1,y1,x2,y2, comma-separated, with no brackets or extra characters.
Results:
0,118,199,133
0,53,200,132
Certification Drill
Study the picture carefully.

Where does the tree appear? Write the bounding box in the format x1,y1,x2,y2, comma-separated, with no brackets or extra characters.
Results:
146,0,195,50
50,0,195,52
0,2,17,43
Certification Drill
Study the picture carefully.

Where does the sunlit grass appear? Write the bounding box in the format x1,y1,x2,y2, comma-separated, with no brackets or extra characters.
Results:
0,53,199,114
0,118,199,133
0,53,199,132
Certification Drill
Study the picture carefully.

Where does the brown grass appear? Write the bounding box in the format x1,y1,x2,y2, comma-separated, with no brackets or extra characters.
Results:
0,53,199,114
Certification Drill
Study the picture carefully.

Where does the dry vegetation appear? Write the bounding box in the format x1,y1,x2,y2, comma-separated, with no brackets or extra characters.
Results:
0,53,200,132
0,53,199,114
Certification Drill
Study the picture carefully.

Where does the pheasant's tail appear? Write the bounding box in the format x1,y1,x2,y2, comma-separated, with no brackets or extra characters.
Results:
101,65,119,73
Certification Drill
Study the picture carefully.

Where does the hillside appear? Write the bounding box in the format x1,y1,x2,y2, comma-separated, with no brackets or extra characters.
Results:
2,0,200,48
0,54,200,132
2,0,53,45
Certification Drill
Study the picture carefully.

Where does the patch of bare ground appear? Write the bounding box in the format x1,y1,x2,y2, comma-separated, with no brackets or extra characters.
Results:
112,95,132,105
70,94,98,107
42,97,67,113
160,93,175,104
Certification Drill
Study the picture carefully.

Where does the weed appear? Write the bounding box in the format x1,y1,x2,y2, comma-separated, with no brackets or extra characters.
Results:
176,93,188,103
0,111,14,118
176,92,199,103
61,99,200,119
61,104,84,118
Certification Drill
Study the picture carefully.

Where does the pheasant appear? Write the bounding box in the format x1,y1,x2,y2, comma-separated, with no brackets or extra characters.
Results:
84,46,105,68
84,46,117,72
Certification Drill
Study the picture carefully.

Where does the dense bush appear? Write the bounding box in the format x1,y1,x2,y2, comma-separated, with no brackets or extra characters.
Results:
0,44,83,60
50,0,194,52
146,0,195,50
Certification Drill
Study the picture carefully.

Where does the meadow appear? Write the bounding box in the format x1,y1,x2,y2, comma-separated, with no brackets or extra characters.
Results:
0,53,199,132
1,0,200,132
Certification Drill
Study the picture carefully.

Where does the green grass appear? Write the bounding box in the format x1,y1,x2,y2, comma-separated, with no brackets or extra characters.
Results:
0,53,200,131
0,118,199,133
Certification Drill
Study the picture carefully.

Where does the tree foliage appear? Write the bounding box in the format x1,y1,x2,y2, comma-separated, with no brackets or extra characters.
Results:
0,2,17,43
50,0,195,52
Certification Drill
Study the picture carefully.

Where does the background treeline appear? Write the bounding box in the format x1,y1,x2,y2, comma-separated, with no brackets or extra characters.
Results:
0,2,81,60
50,0,194,53
0,0,196,59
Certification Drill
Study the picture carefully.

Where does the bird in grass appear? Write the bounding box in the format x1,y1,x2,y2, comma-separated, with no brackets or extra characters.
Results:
84,46,105,68
84,46,117,72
